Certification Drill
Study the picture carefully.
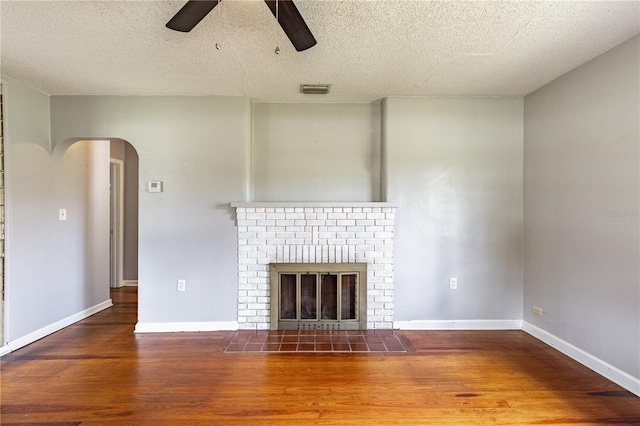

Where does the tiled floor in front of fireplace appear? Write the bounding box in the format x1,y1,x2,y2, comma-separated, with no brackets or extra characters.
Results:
225,329,408,353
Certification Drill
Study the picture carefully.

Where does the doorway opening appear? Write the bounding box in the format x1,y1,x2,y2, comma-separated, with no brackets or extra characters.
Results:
109,139,139,290
110,159,124,288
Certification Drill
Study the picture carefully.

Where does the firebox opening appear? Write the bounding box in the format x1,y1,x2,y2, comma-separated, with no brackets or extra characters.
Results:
270,263,367,330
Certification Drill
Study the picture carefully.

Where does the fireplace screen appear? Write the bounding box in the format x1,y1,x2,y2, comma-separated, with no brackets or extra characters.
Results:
270,264,367,330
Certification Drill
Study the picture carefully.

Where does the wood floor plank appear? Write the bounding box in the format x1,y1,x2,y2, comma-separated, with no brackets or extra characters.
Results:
1,287,639,425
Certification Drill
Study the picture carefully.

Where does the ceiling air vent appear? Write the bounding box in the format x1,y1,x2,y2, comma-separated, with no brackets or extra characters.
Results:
300,84,330,95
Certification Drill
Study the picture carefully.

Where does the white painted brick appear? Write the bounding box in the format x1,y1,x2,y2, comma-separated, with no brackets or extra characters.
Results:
246,264,267,271
238,232,257,239
276,232,295,239
328,212,347,220
348,212,366,220
257,232,276,240
346,226,365,233
234,204,395,329
327,226,347,232
336,232,355,239
375,282,394,290
375,232,394,239
238,271,258,278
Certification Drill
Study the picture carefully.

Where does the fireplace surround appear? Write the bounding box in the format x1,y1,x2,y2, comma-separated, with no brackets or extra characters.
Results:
231,202,396,330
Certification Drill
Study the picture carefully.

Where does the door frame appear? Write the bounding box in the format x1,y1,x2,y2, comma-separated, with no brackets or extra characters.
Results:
109,159,124,288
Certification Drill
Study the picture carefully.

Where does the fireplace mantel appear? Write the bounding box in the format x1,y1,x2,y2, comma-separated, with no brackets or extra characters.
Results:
232,202,396,330
231,202,397,208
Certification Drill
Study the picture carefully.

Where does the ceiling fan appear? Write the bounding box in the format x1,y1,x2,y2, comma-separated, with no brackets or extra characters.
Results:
166,0,317,52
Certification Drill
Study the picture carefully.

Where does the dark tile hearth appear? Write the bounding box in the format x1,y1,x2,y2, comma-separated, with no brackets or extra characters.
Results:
225,329,408,353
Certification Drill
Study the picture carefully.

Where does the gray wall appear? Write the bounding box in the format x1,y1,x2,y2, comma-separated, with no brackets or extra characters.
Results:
50,96,251,324
252,102,381,202
385,97,524,322
524,35,640,378
3,75,110,342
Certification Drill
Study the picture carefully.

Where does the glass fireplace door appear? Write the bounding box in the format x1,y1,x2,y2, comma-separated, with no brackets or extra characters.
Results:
275,268,364,330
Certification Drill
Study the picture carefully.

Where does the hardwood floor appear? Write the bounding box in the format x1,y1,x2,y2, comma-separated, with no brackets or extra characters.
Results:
1,287,638,425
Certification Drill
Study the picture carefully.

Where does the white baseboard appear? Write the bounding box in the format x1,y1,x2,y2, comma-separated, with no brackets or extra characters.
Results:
1,299,113,356
134,321,238,333
122,280,138,287
0,344,11,356
523,321,640,397
394,319,523,330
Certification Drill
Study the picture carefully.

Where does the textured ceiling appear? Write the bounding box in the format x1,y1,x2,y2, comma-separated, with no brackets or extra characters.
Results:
1,0,639,102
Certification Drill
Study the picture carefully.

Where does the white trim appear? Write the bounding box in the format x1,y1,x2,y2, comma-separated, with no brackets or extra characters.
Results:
134,321,238,333
122,280,138,287
2,81,12,347
394,319,523,330
1,299,113,356
0,344,10,356
523,321,640,397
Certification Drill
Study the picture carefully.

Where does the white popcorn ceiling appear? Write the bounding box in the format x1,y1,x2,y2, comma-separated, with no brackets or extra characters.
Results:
1,0,639,102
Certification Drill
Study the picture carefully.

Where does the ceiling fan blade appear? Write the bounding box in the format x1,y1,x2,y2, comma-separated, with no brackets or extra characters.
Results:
264,0,317,52
166,0,219,32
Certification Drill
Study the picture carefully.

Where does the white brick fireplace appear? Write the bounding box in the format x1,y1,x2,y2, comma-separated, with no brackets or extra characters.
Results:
231,202,396,330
